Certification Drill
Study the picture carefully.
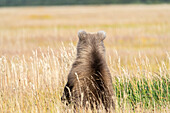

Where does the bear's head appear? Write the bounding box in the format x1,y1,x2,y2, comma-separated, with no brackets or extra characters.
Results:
77,30,106,57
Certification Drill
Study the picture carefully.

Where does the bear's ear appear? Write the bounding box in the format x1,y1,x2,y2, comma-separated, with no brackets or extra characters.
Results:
78,30,87,40
97,31,106,41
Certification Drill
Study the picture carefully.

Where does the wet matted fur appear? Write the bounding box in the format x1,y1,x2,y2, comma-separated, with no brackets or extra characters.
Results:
61,30,115,112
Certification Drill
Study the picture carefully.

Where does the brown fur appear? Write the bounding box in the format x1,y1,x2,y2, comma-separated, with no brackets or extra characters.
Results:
61,30,115,111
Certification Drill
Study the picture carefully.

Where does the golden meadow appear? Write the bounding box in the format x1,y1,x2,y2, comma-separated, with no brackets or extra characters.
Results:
0,5,169,112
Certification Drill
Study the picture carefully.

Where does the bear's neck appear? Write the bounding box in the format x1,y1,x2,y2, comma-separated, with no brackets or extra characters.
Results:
76,45,106,68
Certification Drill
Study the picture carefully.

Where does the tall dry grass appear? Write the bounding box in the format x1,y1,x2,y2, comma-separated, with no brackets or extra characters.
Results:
0,43,169,112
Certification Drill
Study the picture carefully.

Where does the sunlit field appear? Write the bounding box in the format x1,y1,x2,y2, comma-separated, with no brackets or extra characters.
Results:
0,5,170,112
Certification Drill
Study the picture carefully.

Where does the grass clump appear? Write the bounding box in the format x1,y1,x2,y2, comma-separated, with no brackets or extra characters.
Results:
114,75,169,110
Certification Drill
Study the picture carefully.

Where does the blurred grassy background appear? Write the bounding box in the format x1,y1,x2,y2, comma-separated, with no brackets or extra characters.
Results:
0,5,170,57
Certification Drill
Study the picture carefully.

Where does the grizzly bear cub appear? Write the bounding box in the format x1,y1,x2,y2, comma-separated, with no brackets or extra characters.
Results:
61,30,115,111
